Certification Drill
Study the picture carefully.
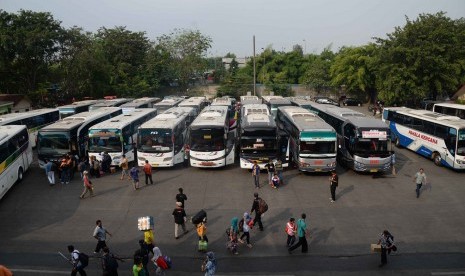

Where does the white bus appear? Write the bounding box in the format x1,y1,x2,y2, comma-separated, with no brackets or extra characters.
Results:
0,109,59,148
89,98,132,111
262,96,292,119
0,125,33,200
120,97,161,114
137,107,195,167
88,109,157,165
189,105,236,168
383,107,465,170
37,107,122,167
276,106,337,172
433,103,465,120
239,104,278,169
154,98,184,114
178,97,207,116
58,100,101,119
240,95,262,106
211,97,238,131
306,102,393,173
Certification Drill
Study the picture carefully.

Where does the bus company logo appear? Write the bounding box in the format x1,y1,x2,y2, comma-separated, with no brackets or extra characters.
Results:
408,130,438,144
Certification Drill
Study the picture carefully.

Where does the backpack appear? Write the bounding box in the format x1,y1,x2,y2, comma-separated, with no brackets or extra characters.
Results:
163,255,172,269
77,251,89,268
258,198,268,214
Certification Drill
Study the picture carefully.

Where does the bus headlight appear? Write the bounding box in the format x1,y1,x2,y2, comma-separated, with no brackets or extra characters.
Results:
163,157,172,162
457,159,465,165
138,157,146,161
327,162,336,167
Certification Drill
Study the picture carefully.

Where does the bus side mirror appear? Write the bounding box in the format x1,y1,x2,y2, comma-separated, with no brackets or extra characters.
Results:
338,145,342,149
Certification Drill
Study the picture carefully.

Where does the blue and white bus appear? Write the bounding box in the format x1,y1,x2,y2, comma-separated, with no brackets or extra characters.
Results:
0,125,32,200
276,106,337,172
383,107,465,169
188,105,236,168
88,109,157,165
0,109,59,148
137,107,195,167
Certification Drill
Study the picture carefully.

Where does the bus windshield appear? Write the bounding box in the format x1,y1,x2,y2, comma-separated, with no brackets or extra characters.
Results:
300,141,336,154
355,139,389,155
240,137,276,154
38,132,70,155
88,129,122,152
457,129,465,156
190,128,225,152
138,129,173,153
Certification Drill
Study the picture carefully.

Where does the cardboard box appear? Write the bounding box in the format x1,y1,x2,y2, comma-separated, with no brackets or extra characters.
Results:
138,216,154,231
371,243,381,253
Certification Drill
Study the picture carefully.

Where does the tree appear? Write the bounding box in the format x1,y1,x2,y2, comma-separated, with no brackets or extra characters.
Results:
376,12,465,105
156,29,212,89
330,44,379,102
302,47,336,93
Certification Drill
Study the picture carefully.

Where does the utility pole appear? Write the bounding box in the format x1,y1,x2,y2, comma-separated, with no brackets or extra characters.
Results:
253,35,256,96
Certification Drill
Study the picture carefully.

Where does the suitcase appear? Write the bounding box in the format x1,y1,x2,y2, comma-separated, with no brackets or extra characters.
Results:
191,209,207,224
138,216,154,231
198,240,208,252
370,243,381,253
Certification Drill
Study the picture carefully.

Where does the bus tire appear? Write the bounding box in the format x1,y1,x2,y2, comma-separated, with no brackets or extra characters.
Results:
432,152,442,166
17,167,24,182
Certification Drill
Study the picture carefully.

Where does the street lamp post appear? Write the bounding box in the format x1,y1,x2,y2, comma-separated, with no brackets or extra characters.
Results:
261,48,266,85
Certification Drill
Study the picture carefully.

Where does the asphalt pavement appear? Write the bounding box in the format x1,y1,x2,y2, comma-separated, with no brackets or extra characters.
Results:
1,105,465,276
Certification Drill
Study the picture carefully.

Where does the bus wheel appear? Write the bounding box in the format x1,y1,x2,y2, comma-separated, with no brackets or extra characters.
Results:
17,167,24,182
432,153,442,166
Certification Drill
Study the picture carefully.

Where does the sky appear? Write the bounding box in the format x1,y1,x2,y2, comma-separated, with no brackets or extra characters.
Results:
2,0,464,57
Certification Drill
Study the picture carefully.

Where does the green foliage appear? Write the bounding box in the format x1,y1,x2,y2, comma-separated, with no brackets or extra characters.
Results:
376,12,465,105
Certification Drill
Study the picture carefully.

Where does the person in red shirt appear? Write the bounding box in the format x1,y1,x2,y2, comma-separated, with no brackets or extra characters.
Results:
143,160,153,185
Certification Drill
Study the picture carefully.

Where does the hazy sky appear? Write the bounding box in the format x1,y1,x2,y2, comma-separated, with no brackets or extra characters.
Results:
2,0,464,57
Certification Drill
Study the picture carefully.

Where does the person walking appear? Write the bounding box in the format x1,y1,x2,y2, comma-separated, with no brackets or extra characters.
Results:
60,155,70,184
143,160,153,185
201,251,217,276
288,213,308,254
175,188,187,209
329,171,338,203
251,161,260,189
68,245,87,276
78,157,87,180
143,229,155,254
79,171,94,199
44,159,55,186
377,230,396,267
119,154,130,180
285,217,297,247
130,165,140,190
183,144,190,167
151,247,168,275
93,219,112,254
101,247,119,276
275,159,284,185
197,218,208,243
264,160,275,186
133,240,149,276
102,151,112,174
239,212,253,248
413,168,427,198
228,217,239,255
172,202,188,239
250,192,264,231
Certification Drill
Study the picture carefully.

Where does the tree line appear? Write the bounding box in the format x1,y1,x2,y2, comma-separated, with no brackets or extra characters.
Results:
1,10,464,107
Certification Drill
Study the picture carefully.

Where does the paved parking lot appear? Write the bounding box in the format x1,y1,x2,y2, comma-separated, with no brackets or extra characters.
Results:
1,106,465,275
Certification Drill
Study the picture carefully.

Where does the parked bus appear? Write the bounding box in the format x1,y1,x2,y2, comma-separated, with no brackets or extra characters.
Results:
433,103,465,120
0,109,59,148
290,98,316,112
37,107,122,167
178,97,207,116
240,95,262,106
306,103,393,173
120,97,161,114
89,98,132,111
276,106,337,172
211,97,238,131
188,105,236,168
87,109,157,166
263,96,292,119
0,125,33,200
58,100,100,119
239,104,278,169
153,98,184,114
137,107,196,167
383,107,465,170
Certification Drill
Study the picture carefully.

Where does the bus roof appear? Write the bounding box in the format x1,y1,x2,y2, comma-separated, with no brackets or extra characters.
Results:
89,98,132,108
58,100,101,110
261,95,283,103
0,108,58,124
0,125,27,143
241,104,270,116
211,97,233,106
178,97,205,107
241,98,262,105
433,102,465,109
190,105,228,128
278,106,334,131
240,95,259,101
119,97,160,108
385,106,465,128
140,107,193,129
89,108,157,130
154,98,183,106
40,107,122,132
241,113,276,129
268,98,292,105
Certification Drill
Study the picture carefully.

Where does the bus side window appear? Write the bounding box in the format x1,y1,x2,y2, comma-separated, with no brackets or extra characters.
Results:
446,128,457,155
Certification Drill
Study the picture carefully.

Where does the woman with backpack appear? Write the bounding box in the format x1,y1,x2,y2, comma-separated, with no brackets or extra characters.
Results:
238,212,253,248
227,217,239,255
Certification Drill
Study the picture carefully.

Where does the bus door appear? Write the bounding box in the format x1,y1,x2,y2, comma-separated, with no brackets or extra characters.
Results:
278,130,290,167
225,130,235,165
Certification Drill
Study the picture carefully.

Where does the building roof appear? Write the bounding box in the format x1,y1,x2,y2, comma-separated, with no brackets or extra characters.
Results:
0,94,31,105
